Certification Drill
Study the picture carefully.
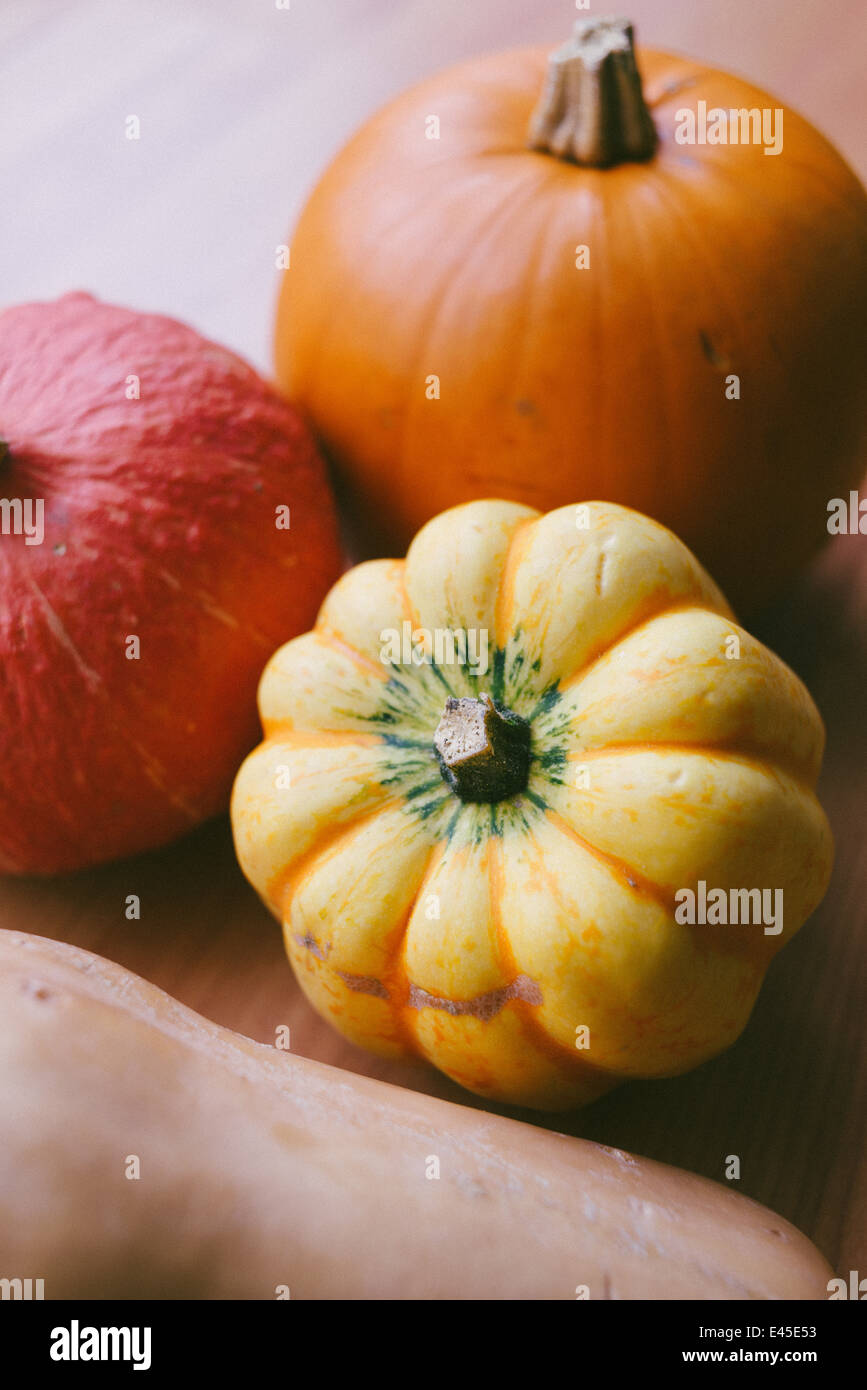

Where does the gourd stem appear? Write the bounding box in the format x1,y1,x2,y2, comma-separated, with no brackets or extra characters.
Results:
434,693,531,804
527,16,657,168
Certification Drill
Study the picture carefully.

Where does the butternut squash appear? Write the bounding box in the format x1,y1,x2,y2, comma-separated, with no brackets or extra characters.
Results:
0,931,831,1300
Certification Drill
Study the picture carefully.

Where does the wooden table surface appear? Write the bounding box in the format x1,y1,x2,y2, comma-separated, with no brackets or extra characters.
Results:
1,0,865,1280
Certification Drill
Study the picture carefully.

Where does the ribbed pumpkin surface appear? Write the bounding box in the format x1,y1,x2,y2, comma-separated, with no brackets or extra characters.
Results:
232,501,832,1109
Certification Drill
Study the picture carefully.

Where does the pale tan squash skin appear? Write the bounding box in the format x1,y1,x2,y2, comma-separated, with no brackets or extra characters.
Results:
0,932,833,1299
232,500,833,1109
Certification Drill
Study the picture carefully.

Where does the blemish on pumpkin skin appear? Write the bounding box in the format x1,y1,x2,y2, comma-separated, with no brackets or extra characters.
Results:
294,931,328,961
699,330,730,371
594,543,614,598
599,1145,640,1170
21,979,54,1002
337,970,390,1000
456,1173,490,1199
271,1121,312,1151
408,973,542,1021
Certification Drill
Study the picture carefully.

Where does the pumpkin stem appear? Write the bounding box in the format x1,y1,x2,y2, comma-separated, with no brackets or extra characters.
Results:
433,693,531,804
527,17,657,167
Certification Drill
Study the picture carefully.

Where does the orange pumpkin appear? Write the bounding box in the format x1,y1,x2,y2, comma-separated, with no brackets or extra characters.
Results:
275,18,867,611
